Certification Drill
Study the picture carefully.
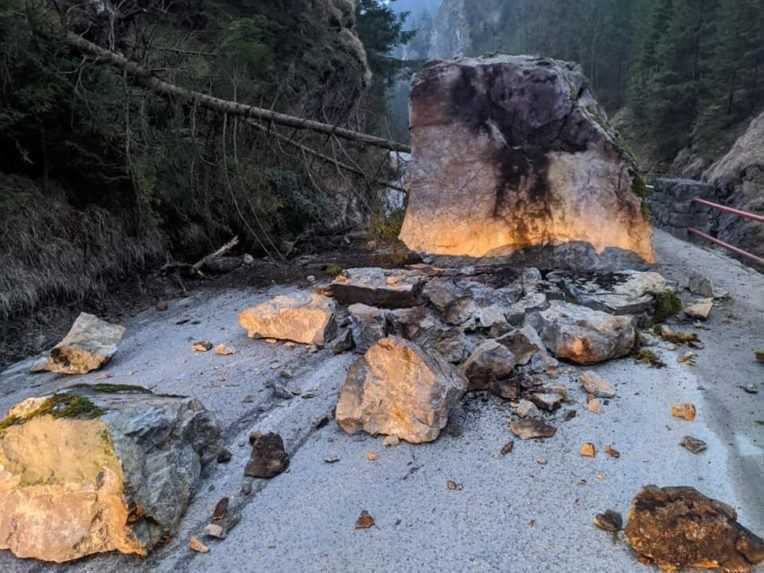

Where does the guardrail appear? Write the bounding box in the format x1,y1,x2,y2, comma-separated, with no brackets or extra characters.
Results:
687,198,764,266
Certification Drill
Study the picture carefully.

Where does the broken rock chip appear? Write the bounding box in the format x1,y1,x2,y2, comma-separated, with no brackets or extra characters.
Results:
513,399,540,419
193,340,214,352
348,303,390,353
680,436,708,455
245,432,289,479
580,442,597,458
42,312,126,374
672,403,697,422
189,536,209,554
0,385,223,563
214,344,235,356
594,510,623,532
625,486,764,573
530,301,636,365
336,337,467,444
510,418,557,441
330,267,424,309
239,292,336,346
462,340,517,391
355,510,375,530
579,370,616,399
685,299,713,321
688,273,715,298
528,391,564,412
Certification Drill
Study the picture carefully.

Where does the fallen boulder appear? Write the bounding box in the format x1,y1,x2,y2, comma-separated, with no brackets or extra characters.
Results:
530,301,636,365
0,385,222,562
329,268,425,309
239,292,336,346
559,271,669,315
399,55,654,267
245,432,289,479
335,337,467,443
624,486,764,572
41,312,125,374
462,340,516,391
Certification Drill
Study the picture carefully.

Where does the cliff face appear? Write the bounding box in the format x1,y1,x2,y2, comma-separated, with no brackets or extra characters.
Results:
428,0,504,59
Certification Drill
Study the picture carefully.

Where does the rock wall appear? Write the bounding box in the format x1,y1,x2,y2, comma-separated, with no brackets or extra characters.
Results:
648,179,714,241
399,55,655,269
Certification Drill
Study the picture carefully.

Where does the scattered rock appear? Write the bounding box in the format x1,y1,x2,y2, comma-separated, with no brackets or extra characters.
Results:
688,273,715,298
580,442,597,458
348,303,391,353
244,432,289,479
579,371,616,398
462,340,517,391
330,268,424,309
0,386,223,562
41,313,126,374
672,403,697,422
636,349,667,369
239,292,336,346
587,398,603,414
594,510,623,532
422,278,464,312
355,510,375,530
216,448,232,464
336,337,468,444
189,537,209,554
605,445,621,459
367,451,378,461
656,325,700,345
680,436,708,454
756,351,764,364
513,399,540,419
740,384,759,395
685,299,713,321
214,344,235,356
678,351,698,366
528,392,564,412
500,440,515,456
447,480,464,491
510,418,557,440
530,301,636,365
204,524,225,539
624,486,764,573
193,340,214,352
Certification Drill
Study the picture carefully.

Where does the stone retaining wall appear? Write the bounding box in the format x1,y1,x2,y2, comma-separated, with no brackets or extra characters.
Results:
648,178,714,240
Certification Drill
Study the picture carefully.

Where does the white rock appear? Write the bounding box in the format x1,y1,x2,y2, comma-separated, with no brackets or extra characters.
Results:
239,292,336,346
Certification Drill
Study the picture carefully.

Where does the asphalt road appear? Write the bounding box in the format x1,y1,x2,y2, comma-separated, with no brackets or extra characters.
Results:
0,230,761,573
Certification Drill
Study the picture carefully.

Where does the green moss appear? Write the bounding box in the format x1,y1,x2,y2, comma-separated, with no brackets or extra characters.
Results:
0,394,104,435
653,290,682,323
0,415,21,432
369,208,405,241
631,174,650,199
89,383,151,394
324,263,344,278
636,349,667,369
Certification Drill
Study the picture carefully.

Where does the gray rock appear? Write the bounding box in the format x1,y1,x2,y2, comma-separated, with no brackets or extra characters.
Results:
42,312,126,375
0,385,222,562
348,304,391,353
560,271,669,315
399,55,654,267
528,392,564,412
239,292,336,346
579,371,617,398
245,432,289,479
462,340,516,391
513,399,540,419
329,267,425,308
335,337,468,444
685,298,713,321
530,301,636,365
688,272,715,298
510,418,557,440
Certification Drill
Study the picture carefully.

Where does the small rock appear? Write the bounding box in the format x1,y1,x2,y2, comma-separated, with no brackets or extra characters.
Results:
156,301,169,311
355,510,375,530
216,448,232,464
625,486,764,572
678,351,697,366
211,497,229,523
580,442,597,458
513,399,540,419
239,292,336,346
604,445,621,459
500,440,515,456
244,433,289,479
756,351,764,364
587,398,603,414
367,451,378,461
594,510,623,532
688,273,714,298
680,436,707,454
42,313,126,374
528,392,563,412
740,384,759,395
510,418,557,440
324,456,340,464
193,341,213,352
672,403,697,422
214,344,235,356
685,299,713,321
204,524,225,539
383,436,400,448
579,371,616,398
447,480,464,491
563,409,577,422
240,480,253,496
189,537,209,553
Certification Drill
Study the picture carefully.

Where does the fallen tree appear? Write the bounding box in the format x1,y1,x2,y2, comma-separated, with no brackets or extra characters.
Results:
64,32,412,155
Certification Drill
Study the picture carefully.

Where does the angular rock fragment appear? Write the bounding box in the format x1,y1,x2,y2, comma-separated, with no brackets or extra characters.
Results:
672,403,697,422
399,55,654,266
330,268,424,309
245,432,289,479
336,337,467,444
0,385,223,562
513,399,540,419
685,299,713,321
239,292,336,346
756,351,764,364
605,445,621,459
528,392,563,412
680,436,707,454
580,371,617,398
462,340,516,391
496,325,555,370
580,442,597,458
530,301,636,364
688,273,715,298
510,418,557,440
624,486,764,573
214,344,235,356
42,312,126,374
587,398,603,413
500,440,515,456
193,340,213,352
348,303,390,353
355,510,375,530
562,271,669,315
189,537,209,553
594,510,623,532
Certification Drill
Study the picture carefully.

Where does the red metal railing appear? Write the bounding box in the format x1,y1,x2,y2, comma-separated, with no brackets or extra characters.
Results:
688,198,764,266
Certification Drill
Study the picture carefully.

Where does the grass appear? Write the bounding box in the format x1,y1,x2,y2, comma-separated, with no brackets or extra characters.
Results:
0,394,105,434
0,174,163,319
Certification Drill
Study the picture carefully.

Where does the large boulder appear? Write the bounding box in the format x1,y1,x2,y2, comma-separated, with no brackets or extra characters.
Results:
41,313,126,375
555,270,669,315
625,486,764,573
0,385,222,563
239,292,336,346
399,55,654,268
530,301,636,365
335,337,467,443
329,268,425,309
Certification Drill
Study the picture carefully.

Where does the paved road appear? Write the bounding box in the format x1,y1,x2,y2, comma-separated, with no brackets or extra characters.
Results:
0,230,762,573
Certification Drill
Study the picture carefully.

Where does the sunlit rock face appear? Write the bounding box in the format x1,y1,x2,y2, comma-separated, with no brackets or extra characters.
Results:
399,55,655,268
